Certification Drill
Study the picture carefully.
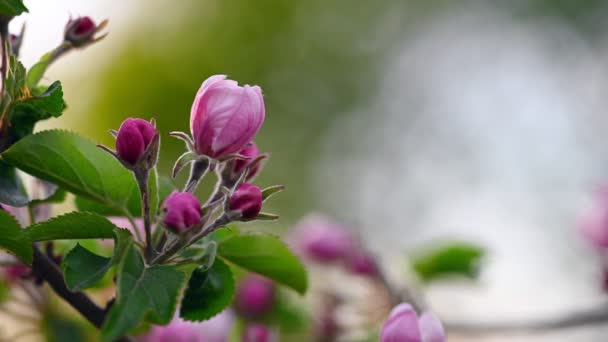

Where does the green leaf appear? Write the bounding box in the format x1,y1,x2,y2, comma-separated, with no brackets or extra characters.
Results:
411,242,485,283
62,245,109,290
179,258,234,322
101,246,187,341
0,209,32,264
0,0,27,16
74,170,159,218
2,130,140,214
25,211,117,242
0,160,28,206
26,51,52,88
62,228,133,291
218,233,308,295
30,188,67,205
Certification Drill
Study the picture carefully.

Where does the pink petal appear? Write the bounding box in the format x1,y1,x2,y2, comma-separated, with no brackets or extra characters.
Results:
419,312,446,342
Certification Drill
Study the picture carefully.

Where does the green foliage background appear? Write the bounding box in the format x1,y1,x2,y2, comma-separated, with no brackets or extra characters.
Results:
49,0,608,226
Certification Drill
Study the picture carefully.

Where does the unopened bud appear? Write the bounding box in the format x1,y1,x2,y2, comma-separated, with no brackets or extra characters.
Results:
235,275,275,317
229,183,263,220
162,192,202,233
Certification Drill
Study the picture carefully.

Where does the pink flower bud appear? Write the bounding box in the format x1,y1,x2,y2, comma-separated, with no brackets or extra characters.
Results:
290,214,356,262
64,16,98,47
3,264,30,283
580,186,608,251
233,142,261,178
115,118,157,166
242,324,275,342
235,275,275,317
345,250,379,277
190,75,265,158
380,303,445,342
162,192,202,233
419,312,446,342
229,183,263,220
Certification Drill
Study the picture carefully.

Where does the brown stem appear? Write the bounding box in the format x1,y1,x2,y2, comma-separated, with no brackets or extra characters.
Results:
31,246,132,341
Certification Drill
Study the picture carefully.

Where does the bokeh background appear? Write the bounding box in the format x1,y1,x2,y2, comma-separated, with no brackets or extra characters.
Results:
10,0,608,340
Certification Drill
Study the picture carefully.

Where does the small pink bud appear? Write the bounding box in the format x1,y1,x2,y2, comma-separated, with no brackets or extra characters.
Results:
229,183,263,220
580,186,608,251
291,215,356,262
242,324,275,342
3,264,30,283
64,16,98,47
235,275,275,317
162,192,202,233
380,303,445,342
190,75,265,158
345,251,379,277
233,142,261,178
115,118,157,166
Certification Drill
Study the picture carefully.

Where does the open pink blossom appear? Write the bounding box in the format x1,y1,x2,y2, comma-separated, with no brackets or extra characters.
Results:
380,303,445,342
190,75,265,158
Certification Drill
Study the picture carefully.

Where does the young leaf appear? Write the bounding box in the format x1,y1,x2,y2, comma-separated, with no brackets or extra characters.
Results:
62,244,110,290
101,246,187,341
411,241,485,283
0,209,32,264
2,130,140,214
0,0,27,16
25,211,117,241
62,228,133,291
180,258,235,322
218,233,308,295
26,51,53,88
0,160,28,207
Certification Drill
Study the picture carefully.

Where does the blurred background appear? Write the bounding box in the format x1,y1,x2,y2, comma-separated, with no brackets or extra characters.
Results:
9,0,608,340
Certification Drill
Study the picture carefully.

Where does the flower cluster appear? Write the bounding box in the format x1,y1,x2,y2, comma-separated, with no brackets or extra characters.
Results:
101,74,281,261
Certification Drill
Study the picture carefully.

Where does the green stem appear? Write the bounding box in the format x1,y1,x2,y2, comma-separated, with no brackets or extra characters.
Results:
134,169,154,262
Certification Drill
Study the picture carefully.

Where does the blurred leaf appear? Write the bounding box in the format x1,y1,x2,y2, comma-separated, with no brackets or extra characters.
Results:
0,0,27,16
263,293,307,333
26,51,52,88
180,258,234,322
10,82,67,141
411,242,485,283
2,130,139,215
30,187,66,205
101,246,186,341
25,211,117,242
218,232,307,294
0,160,28,206
0,209,31,264
0,279,9,304
62,228,133,291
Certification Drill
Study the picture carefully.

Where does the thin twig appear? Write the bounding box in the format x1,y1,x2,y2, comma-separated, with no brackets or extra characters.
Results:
446,304,608,335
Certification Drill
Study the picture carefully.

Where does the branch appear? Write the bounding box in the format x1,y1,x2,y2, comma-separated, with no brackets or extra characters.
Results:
31,245,132,341
446,304,608,335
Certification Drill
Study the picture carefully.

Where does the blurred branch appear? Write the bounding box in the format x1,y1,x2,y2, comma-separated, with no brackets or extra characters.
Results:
446,304,608,335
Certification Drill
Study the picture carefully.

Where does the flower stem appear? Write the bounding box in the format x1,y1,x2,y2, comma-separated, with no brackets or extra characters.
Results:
134,169,154,262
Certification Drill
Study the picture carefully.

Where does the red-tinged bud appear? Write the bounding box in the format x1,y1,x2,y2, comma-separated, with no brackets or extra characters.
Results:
115,118,158,167
229,183,263,220
233,142,261,177
3,264,30,283
345,250,379,277
162,192,202,233
242,324,276,342
64,16,104,47
235,275,275,317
